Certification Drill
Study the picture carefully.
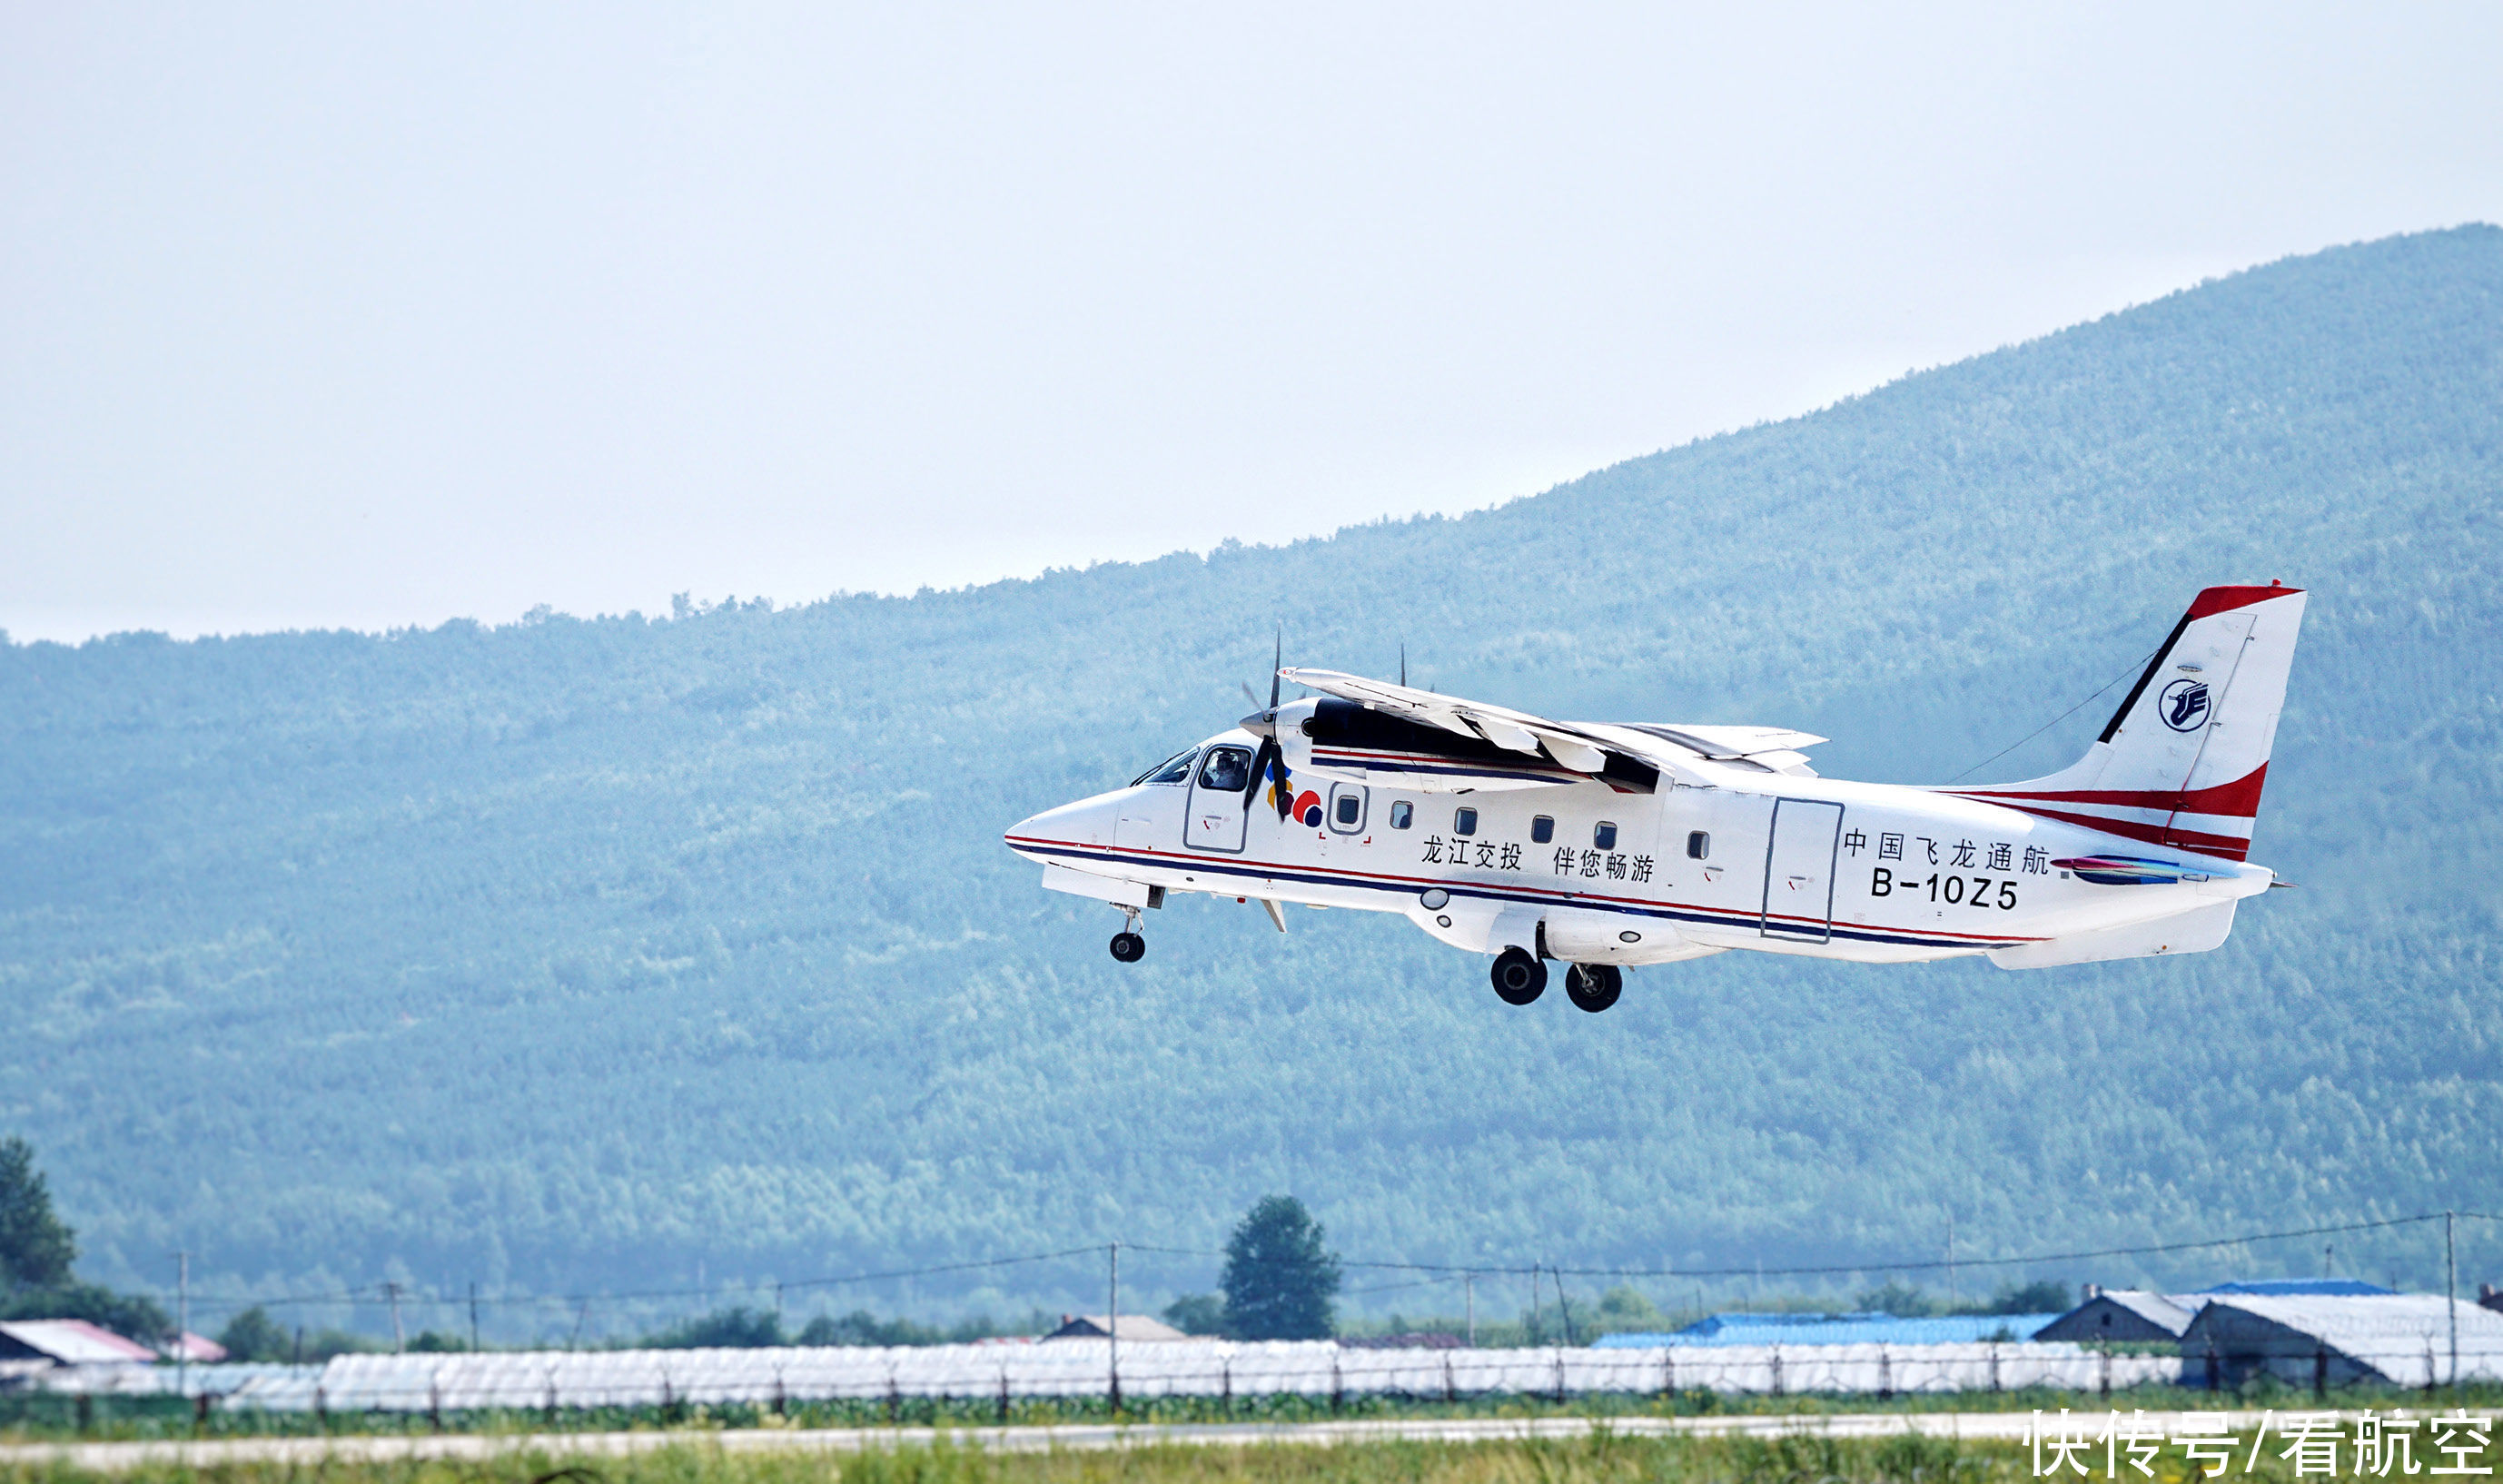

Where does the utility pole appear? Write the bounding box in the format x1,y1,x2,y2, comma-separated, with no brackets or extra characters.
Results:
1946,1216,1957,1309
175,1252,189,1402
1529,1264,1543,1343
1464,1273,1475,1348
2446,1211,2458,1390
469,1282,480,1352
385,1281,405,1354
1107,1241,1121,1415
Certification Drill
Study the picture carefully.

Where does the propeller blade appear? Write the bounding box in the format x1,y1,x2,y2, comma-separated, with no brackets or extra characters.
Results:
1242,680,1261,708
1242,737,1275,807
1399,641,1407,688
1269,628,1281,713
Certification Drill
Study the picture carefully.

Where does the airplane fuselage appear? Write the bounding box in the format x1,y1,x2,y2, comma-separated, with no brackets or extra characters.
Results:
1005,731,2272,970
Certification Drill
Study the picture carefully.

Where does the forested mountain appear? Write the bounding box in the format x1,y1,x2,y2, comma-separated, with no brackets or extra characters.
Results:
3,226,2498,1341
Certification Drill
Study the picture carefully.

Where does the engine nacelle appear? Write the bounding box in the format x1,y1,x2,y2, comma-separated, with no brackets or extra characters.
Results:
1542,905,1723,965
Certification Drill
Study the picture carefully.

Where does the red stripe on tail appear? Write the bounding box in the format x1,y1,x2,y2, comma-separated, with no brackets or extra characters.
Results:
1949,763,2270,820
2187,584,2302,619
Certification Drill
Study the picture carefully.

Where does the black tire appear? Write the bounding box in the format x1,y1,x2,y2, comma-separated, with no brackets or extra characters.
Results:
1109,932,1145,963
1564,962,1622,1013
1490,946,1546,1005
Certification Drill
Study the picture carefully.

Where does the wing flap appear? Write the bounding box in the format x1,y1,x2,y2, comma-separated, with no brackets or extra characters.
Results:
1273,668,1824,791
1628,723,1828,758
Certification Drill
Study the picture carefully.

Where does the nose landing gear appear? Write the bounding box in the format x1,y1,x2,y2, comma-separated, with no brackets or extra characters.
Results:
1564,962,1622,1013
1109,905,1146,963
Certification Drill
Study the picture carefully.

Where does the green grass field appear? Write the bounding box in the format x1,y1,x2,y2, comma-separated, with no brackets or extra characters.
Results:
0,1380,2420,1444
4,1421,2498,1484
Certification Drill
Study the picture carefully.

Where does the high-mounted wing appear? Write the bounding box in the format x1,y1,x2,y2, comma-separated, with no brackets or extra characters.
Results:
1267,668,1824,793
1608,723,1827,777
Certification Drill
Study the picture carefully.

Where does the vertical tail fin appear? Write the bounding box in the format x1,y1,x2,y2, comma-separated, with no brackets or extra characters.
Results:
1946,584,2308,862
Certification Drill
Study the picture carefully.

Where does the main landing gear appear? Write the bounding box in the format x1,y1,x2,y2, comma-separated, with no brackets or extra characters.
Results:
1564,962,1622,1014
1109,906,1146,963
1490,949,1622,1012
1490,947,1546,1004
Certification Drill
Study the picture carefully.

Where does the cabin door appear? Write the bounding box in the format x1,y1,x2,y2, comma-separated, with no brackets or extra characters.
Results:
1760,799,1844,943
1183,744,1253,854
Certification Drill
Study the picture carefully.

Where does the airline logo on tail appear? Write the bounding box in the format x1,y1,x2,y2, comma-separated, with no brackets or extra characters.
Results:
2159,678,2211,732
1945,582,2306,863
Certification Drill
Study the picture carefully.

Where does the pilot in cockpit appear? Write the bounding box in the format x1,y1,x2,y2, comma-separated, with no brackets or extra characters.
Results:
1198,747,1250,793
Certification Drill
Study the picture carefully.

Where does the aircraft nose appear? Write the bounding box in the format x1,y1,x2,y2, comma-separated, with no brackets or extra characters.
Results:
1004,794,1120,856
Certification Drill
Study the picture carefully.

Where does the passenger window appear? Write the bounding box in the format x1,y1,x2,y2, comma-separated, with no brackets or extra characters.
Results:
1389,801,1413,829
1687,830,1710,860
1531,816,1554,844
1334,795,1361,826
1134,748,1197,787
1454,806,1479,836
1595,822,1618,850
1197,747,1252,793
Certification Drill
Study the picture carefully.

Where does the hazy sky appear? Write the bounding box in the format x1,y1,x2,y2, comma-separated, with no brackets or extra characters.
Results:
5,3,2498,642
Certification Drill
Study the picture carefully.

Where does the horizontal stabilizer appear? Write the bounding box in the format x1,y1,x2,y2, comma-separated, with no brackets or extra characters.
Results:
1988,900,2237,969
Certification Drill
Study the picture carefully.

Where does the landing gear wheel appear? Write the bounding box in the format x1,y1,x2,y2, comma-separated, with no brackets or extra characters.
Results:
1109,932,1145,963
1564,962,1622,1013
1490,946,1547,1005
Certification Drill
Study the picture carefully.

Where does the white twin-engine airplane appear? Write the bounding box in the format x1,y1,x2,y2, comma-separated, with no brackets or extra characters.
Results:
1004,584,2307,1011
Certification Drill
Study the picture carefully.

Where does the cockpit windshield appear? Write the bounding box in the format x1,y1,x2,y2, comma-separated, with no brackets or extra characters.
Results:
1132,747,1199,787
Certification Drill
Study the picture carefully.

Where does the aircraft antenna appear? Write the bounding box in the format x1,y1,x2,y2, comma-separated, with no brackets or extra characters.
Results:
1944,643,2158,784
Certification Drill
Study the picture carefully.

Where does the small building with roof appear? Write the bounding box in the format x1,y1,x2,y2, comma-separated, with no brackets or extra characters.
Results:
0,1320,159,1365
1041,1313,1188,1342
2034,1278,2397,1347
2196,1279,2392,1298
1593,1311,2063,1349
2033,1291,2203,1344
2179,1293,2503,1388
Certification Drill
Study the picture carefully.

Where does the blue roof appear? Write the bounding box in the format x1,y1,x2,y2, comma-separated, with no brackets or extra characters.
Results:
1682,1311,1889,1331
1593,1312,2065,1348
2195,1279,2394,1297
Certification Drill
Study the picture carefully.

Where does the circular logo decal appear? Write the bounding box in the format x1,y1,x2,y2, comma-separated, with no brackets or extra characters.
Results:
1292,790,1323,827
2158,678,2211,733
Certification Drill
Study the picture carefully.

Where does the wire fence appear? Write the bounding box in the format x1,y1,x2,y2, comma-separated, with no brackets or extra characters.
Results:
3,1342,2202,1412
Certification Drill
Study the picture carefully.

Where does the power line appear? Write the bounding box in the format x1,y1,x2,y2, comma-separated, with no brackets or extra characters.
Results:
57,1211,2503,1321
51,1242,1118,1318
1166,1212,2498,1282
1945,642,2161,784
1552,1212,2488,1281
